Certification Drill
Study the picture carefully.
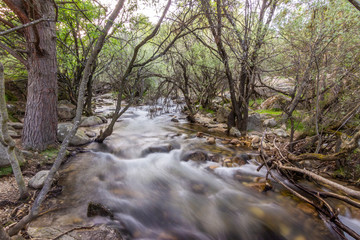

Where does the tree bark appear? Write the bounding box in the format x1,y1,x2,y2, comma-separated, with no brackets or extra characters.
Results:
2,0,58,151
0,63,28,199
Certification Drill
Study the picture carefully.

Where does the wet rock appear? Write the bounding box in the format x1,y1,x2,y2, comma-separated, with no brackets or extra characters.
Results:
196,132,204,138
247,113,263,132
232,154,250,166
273,128,289,137
57,100,76,120
181,151,208,162
171,117,179,122
87,202,114,219
207,137,216,145
229,127,241,137
263,118,277,128
222,158,233,167
141,143,180,156
8,122,23,129
27,224,122,240
57,123,93,146
216,106,230,123
230,139,240,145
28,170,49,189
244,178,272,192
80,116,104,127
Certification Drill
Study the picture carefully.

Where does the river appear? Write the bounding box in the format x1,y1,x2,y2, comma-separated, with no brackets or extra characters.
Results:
29,100,359,239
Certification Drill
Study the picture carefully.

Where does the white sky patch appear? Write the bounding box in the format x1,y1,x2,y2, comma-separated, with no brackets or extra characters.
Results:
99,0,174,23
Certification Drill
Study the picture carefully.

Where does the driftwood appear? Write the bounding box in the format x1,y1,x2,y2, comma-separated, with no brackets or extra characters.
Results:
259,140,360,240
287,152,345,162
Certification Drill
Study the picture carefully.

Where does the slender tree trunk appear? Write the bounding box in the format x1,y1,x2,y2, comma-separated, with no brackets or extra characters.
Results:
21,1,58,151
0,63,28,199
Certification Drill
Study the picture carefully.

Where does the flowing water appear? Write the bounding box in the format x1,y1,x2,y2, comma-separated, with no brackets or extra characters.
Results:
37,101,359,239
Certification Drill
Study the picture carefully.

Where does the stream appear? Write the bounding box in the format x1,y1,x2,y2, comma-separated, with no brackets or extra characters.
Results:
30,100,360,239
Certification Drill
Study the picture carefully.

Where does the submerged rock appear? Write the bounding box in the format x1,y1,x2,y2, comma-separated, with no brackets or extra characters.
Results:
181,151,208,162
87,202,114,219
141,143,180,157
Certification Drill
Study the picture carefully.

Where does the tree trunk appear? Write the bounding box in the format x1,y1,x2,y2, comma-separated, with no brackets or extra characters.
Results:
0,63,28,199
8,0,125,235
15,0,58,151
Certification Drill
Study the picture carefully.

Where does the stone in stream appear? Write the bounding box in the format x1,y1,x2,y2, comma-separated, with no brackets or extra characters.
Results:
181,151,208,162
171,117,179,122
232,154,250,166
141,142,180,157
206,137,216,145
87,202,114,219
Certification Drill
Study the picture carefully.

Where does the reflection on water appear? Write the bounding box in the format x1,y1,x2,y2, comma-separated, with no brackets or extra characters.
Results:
52,106,341,239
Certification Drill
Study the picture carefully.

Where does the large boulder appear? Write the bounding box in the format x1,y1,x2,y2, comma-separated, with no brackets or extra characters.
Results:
247,113,263,132
216,106,230,123
57,100,76,120
80,116,104,127
181,151,208,162
57,123,92,146
260,95,290,110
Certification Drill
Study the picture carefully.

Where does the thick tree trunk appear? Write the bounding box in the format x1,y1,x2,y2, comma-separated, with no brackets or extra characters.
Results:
21,1,58,151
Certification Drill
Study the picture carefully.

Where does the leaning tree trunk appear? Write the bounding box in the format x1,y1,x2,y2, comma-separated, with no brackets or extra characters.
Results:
0,63,28,199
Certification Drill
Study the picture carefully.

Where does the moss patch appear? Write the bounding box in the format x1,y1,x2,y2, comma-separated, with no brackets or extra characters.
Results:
0,166,13,177
255,109,283,116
